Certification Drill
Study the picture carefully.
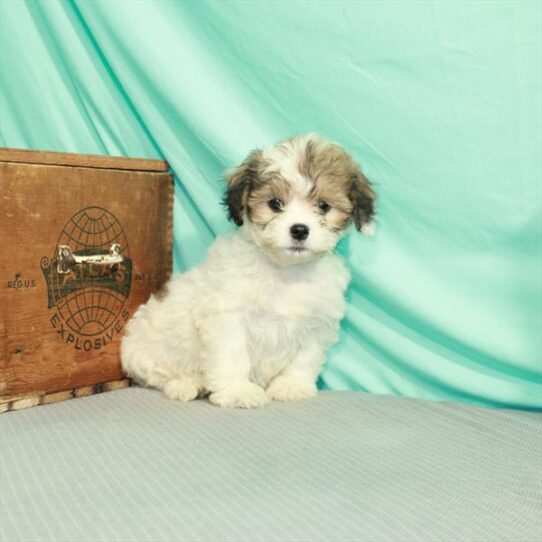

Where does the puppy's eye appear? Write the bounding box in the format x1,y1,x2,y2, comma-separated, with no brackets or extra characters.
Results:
317,201,331,213
268,197,284,211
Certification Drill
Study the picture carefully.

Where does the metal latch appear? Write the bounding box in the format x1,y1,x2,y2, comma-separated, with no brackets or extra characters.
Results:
56,243,123,274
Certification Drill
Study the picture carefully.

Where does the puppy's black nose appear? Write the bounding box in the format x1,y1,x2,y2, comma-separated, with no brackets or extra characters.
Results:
290,223,309,241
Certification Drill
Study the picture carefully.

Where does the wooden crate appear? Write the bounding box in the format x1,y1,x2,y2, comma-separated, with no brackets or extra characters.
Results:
0,148,173,412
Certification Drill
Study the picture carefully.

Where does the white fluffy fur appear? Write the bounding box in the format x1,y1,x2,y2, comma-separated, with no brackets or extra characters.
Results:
121,229,349,408
121,134,371,408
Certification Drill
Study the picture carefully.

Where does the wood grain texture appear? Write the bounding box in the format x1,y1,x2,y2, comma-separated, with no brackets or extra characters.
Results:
0,148,169,172
1,154,173,406
0,379,132,413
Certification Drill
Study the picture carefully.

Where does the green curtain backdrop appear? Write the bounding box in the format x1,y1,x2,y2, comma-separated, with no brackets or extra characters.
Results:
1,0,541,409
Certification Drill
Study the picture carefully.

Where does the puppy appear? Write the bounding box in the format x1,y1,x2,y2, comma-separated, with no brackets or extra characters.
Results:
121,134,375,408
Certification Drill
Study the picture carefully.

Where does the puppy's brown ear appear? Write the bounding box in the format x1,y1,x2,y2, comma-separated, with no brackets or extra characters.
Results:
349,166,376,232
223,150,262,226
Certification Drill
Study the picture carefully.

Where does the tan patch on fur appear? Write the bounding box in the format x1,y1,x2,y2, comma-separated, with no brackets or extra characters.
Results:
224,150,265,226
300,140,351,181
247,174,291,227
300,140,358,231
322,206,352,232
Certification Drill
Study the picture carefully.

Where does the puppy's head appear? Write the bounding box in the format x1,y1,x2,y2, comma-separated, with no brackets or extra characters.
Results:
224,134,375,265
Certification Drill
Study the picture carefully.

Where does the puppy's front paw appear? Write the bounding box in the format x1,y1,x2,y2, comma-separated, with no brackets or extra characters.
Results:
163,377,200,402
209,382,269,409
266,375,317,402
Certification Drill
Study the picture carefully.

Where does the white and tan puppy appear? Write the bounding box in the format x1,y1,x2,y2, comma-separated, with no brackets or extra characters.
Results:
121,134,375,408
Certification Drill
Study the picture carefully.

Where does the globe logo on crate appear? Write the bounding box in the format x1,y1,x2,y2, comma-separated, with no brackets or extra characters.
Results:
41,206,132,352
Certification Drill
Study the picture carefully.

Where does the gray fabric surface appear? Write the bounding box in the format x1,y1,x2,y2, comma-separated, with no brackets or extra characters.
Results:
0,388,541,542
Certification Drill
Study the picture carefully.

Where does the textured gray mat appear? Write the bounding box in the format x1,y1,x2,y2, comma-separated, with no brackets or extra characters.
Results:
1,388,541,542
